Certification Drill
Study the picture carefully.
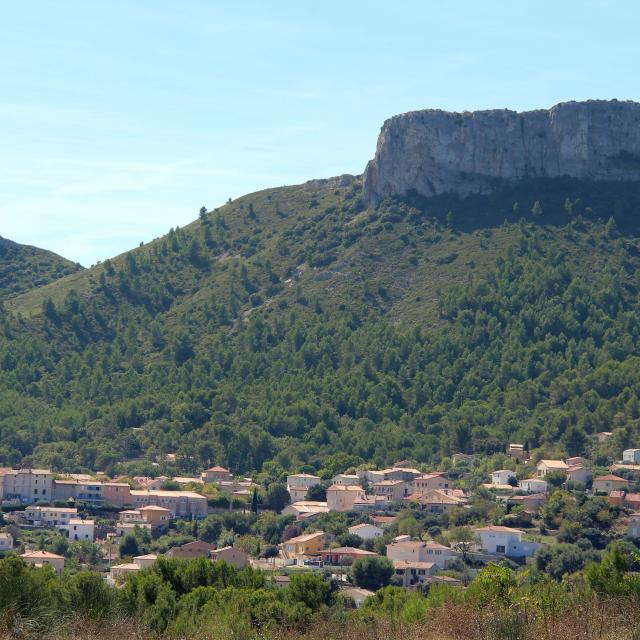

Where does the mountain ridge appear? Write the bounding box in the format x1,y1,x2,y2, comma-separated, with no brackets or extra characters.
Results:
364,99,640,204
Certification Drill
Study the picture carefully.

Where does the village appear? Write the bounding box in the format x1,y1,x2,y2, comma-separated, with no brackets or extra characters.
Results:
1,434,640,605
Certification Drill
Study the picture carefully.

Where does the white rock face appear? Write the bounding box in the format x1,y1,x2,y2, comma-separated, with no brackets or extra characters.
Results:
363,100,640,204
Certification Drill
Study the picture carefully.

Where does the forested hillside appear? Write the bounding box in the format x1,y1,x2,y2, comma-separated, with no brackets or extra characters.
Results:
2,178,640,475
0,236,81,300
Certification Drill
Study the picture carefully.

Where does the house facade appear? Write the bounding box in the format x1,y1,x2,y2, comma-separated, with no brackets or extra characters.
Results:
326,485,365,511
24,506,77,527
21,550,65,575
348,523,383,540
201,466,233,483
129,489,207,517
474,525,540,558
386,540,457,569
519,478,548,493
536,460,568,477
593,475,629,493
210,546,249,567
281,531,326,560
61,518,95,541
373,480,407,502
0,469,54,504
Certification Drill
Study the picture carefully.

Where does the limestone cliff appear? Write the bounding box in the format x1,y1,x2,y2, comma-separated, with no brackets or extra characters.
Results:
363,100,640,204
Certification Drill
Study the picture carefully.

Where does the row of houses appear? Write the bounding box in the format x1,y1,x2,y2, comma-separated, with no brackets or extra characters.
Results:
0,468,208,517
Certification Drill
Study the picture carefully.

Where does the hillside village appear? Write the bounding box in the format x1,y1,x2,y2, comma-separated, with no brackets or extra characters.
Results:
2,432,640,601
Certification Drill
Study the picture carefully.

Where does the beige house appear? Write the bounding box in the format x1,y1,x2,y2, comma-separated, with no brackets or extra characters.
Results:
129,489,207,518
117,504,171,535
21,550,65,575
24,506,77,527
412,472,450,495
210,546,249,568
392,560,436,587
331,474,361,486
0,469,54,504
386,540,457,569
0,532,13,551
166,540,216,560
326,484,365,511
536,460,568,477
201,466,233,483
405,489,467,513
110,553,157,582
593,475,629,494
566,466,592,485
282,501,329,520
373,480,407,502
348,523,383,540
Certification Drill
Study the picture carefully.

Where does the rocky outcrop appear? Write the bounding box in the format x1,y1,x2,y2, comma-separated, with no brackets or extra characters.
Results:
363,100,640,204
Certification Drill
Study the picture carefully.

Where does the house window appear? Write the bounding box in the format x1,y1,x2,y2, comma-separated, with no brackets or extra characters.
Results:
496,545,506,554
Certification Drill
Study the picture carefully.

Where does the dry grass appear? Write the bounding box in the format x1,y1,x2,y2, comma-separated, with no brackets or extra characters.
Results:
0,597,638,640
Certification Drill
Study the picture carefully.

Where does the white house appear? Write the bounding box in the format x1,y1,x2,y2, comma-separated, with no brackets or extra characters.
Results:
629,513,640,538
61,518,95,542
332,474,361,486
474,525,540,558
566,466,591,485
536,460,568,477
386,540,457,569
286,474,321,492
623,449,640,464
518,478,548,493
348,523,383,540
490,470,516,485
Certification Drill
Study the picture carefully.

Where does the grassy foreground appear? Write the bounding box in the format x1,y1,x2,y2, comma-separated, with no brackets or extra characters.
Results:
2,595,639,640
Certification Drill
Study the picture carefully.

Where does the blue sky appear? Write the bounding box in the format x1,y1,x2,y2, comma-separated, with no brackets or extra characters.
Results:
2,1,639,266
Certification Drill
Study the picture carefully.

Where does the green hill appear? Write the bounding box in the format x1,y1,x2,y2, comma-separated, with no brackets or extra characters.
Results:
2,177,640,475
0,236,82,301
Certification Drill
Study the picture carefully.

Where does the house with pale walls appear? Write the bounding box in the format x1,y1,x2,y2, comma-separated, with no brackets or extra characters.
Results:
288,485,313,502
536,460,569,477
566,465,592,485
373,479,408,502
318,547,379,565
282,501,329,520
341,586,375,608
0,469,54,504
326,484,365,511
166,540,217,560
21,550,65,575
490,470,516,485
24,506,77,527
518,478,548,493
386,540,457,569
210,546,249,568
392,560,437,587
474,525,540,558
629,513,640,538
566,457,585,467
110,554,158,582
509,493,547,511
623,449,640,464
286,473,320,492
404,489,467,513
117,505,171,536
331,473,361,486
129,489,207,518
412,472,450,495
348,523,383,540
592,475,629,494
201,466,233,483
61,518,95,542
0,532,13,551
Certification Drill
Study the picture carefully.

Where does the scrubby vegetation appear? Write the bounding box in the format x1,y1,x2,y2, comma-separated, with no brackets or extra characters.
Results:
0,236,81,301
2,547,640,639
2,180,640,475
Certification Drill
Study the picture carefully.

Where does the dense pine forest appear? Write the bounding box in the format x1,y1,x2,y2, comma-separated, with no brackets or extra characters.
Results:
2,178,640,476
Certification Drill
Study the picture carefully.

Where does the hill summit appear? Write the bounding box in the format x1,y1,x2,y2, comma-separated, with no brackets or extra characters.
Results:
363,99,640,204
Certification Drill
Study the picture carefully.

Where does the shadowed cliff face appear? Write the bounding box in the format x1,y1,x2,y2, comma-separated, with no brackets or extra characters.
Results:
363,100,640,204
